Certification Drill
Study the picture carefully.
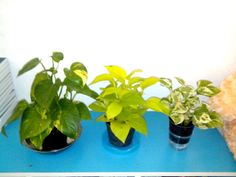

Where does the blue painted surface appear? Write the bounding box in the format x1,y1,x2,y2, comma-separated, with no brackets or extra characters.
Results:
0,112,236,172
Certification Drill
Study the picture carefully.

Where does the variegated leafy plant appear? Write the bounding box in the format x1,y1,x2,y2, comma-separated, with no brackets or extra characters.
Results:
89,65,169,143
160,77,223,129
1,52,97,150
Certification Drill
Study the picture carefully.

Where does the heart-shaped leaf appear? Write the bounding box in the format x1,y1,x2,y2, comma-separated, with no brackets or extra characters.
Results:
18,58,40,76
54,99,80,138
51,51,64,62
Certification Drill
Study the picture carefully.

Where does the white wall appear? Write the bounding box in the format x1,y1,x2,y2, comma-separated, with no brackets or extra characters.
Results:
1,0,236,104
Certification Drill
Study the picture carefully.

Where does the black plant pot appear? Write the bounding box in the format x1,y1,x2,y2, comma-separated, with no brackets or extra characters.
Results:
169,118,194,150
24,126,81,153
106,122,135,147
42,128,68,151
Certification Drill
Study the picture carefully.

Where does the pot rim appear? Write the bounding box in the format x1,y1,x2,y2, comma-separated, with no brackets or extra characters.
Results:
169,117,194,128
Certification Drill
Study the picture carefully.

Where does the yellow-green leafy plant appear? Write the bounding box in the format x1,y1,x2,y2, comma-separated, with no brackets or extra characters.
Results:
89,65,169,143
160,77,223,128
1,52,97,150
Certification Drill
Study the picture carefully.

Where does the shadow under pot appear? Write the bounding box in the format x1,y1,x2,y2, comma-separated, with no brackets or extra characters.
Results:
106,122,135,147
169,118,194,150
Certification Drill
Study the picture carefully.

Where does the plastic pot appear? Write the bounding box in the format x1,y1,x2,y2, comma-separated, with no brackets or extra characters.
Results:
169,118,194,150
106,122,135,147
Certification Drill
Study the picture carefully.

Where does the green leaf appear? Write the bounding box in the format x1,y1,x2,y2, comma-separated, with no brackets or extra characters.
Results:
64,70,95,96
208,111,223,128
64,68,83,88
177,85,195,98
76,101,91,120
126,114,147,135
77,84,98,99
51,51,64,62
175,77,185,85
195,112,211,124
197,80,212,87
170,113,186,125
54,99,80,139
146,97,170,115
185,96,200,108
1,100,29,136
5,100,29,125
105,65,127,82
106,102,123,120
47,98,60,121
63,77,80,93
197,85,220,97
170,90,183,103
172,102,188,114
29,127,53,150
140,76,159,90
193,104,211,125
161,97,171,105
70,62,88,72
110,121,131,143
127,69,143,79
96,114,107,122
160,77,172,90
20,106,51,142
73,70,88,86
121,91,145,106
18,58,40,76
70,62,88,86
31,72,51,101
34,78,60,110
89,101,106,112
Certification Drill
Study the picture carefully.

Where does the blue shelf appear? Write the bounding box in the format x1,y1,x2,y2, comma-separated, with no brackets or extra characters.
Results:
0,112,236,172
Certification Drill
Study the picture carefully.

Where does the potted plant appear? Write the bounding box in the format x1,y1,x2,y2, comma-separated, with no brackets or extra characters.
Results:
89,65,169,147
1,52,97,152
160,77,223,150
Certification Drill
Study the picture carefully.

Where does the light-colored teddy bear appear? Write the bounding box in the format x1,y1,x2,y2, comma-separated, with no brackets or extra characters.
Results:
209,72,236,159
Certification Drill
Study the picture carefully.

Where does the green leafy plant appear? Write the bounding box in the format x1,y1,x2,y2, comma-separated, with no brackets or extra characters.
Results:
160,77,223,129
1,52,97,150
89,65,169,143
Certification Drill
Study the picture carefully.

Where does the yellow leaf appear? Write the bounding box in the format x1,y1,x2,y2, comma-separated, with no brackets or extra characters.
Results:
140,76,159,89
90,74,114,85
105,65,127,82
106,102,123,120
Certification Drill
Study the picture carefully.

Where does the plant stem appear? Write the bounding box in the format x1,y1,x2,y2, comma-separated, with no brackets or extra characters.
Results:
70,92,73,100
64,90,69,98
72,92,77,101
58,86,63,98
56,63,60,70
51,60,55,79
53,75,57,83
40,60,47,71
52,60,55,69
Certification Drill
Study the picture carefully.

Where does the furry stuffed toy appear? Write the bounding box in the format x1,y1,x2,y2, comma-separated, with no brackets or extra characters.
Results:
209,72,236,159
